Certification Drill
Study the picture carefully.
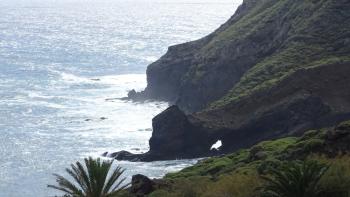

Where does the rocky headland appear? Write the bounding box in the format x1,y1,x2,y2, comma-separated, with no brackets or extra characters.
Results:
113,0,350,161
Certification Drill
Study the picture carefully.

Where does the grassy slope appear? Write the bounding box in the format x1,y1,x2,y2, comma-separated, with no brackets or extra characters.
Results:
206,0,350,108
147,120,350,197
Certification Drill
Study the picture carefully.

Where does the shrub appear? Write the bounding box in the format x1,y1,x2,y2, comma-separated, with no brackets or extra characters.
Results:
260,160,329,197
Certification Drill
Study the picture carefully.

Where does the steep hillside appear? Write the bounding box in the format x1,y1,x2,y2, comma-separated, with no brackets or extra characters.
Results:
132,0,350,113
119,0,350,161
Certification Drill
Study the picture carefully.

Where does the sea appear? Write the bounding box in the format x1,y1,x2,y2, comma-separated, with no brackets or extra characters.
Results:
0,0,241,196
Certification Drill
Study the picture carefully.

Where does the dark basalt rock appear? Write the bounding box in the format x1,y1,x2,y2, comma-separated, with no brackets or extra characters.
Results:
127,89,143,101
112,151,142,161
119,89,148,102
113,63,350,162
128,89,137,98
111,106,221,161
149,105,223,160
129,174,155,196
324,122,350,155
128,174,170,196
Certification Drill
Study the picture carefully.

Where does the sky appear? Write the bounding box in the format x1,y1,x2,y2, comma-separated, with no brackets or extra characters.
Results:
0,0,237,7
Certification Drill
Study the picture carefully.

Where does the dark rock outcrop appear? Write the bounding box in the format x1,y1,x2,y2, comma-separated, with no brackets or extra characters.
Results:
148,106,217,160
111,151,142,162
324,121,350,155
127,89,145,102
128,174,170,196
112,106,220,161
129,174,155,196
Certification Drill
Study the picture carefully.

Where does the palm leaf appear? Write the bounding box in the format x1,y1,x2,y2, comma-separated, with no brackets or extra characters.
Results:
261,160,329,197
48,157,129,197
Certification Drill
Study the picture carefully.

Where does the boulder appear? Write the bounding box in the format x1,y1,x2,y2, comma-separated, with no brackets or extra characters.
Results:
324,121,350,155
110,151,143,162
125,89,148,102
128,89,137,98
129,174,155,196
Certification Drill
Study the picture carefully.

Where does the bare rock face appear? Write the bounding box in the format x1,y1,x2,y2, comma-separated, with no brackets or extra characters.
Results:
111,106,219,161
148,105,214,159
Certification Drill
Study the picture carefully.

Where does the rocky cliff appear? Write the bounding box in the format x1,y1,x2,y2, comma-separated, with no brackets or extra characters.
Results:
134,0,350,112
120,0,350,161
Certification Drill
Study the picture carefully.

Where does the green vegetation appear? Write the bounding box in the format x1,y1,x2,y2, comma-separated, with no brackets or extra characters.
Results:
48,157,129,197
338,120,350,128
317,156,350,196
197,0,350,108
202,0,285,53
165,137,298,179
147,120,350,197
48,123,350,197
260,160,329,197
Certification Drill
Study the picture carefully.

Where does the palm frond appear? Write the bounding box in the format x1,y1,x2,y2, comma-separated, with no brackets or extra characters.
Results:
260,160,329,197
48,157,129,197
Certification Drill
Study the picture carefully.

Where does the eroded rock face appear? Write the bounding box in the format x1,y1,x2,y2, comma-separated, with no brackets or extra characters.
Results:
148,105,213,159
113,63,350,162
148,106,228,160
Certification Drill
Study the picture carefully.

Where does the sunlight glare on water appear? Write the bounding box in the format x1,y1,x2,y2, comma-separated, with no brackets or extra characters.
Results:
0,0,242,196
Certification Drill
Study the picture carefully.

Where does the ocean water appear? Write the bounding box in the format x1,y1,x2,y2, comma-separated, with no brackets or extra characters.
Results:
0,0,241,196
